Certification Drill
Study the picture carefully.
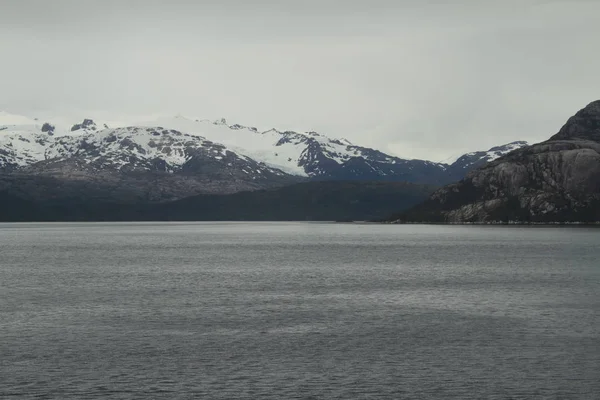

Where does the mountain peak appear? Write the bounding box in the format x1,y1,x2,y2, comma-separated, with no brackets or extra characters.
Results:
551,100,600,142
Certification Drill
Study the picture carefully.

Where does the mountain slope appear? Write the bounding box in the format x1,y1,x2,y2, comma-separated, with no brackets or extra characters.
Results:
390,100,600,223
0,181,435,222
151,181,435,221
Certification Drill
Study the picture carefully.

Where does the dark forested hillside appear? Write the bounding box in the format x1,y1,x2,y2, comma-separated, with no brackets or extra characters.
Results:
0,181,435,222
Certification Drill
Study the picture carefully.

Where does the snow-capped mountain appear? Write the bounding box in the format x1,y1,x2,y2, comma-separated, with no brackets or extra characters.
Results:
446,141,530,174
0,111,530,202
0,113,452,185
133,115,450,184
0,114,299,201
6,125,285,178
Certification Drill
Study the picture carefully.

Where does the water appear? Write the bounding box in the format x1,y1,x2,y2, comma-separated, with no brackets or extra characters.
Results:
1,222,599,399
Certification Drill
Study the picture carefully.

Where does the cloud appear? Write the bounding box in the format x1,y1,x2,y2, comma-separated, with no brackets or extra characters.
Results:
0,0,598,160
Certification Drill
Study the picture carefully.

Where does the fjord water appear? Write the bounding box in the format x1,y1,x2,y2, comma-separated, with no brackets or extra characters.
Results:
1,223,599,399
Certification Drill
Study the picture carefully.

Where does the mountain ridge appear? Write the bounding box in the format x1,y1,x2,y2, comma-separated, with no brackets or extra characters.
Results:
1,111,529,203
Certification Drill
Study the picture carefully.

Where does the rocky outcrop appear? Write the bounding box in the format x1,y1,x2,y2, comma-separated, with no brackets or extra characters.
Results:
71,119,97,131
41,123,55,135
391,100,600,223
551,100,600,141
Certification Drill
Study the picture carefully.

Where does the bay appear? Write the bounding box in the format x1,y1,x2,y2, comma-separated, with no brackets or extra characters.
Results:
1,222,599,399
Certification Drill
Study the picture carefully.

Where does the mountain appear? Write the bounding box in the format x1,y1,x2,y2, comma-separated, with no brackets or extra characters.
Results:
389,100,600,223
0,181,435,222
1,111,528,202
141,117,529,184
135,116,451,184
446,141,529,177
0,119,301,201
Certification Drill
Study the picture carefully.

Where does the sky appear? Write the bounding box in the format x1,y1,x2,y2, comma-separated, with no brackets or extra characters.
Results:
0,0,598,161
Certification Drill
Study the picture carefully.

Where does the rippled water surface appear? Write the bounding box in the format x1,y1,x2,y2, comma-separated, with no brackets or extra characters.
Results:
1,222,599,399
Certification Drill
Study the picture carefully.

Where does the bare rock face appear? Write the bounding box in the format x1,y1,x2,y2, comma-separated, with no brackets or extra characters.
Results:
71,119,96,131
393,100,600,223
551,100,600,141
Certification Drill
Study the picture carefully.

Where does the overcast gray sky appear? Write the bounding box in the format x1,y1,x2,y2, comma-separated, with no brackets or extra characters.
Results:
1,0,598,160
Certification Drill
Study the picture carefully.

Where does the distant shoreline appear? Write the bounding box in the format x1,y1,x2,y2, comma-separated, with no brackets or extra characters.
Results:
1,219,599,226
386,221,600,226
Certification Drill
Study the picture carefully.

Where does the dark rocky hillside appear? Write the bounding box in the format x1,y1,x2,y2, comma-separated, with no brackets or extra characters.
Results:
389,100,600,223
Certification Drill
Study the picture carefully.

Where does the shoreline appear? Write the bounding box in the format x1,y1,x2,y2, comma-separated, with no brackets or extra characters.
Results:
387,220,600,226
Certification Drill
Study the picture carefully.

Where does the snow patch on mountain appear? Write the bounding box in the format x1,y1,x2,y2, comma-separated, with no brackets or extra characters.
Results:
0,129,50,167
440,141,529,166
442,141,530,170
485,141,529,162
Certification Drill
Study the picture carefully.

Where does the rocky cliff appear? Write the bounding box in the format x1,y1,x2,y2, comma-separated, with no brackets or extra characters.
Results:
390,100,600,223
